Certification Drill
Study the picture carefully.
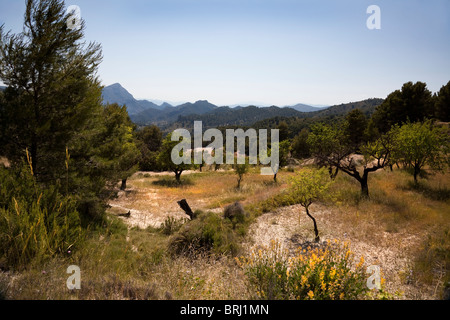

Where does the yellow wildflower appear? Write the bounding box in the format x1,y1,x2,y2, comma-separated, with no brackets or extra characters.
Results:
329,268,336,279
356,256,365,268
307,290,314,299
345,249,352,260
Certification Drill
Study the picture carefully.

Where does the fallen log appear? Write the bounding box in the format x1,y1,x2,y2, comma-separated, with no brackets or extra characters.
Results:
177,199,195,219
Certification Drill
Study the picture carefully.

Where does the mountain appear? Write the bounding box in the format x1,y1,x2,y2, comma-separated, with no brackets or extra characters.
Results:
102,83,168,114
160,102,173,109
136,99,163,111
102,84,384,133
0,86,6,91
171,100,217,115
130,100,218,125
286,103,328,113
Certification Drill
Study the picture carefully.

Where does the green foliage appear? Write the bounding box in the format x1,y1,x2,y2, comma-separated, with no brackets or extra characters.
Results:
391,120,449,183
157,133,195,181
0,0,102,179
345,109,368,148
291,128,310,159
288,167,333,208
97,103,140,181
68,103,140,220
434,81,450,122
234,158,250,189
237,240,370,300
308,121,391,197
277,121,290,142
288,167,333,241
370,81,435,134
0,0,141,222
0,163,83,270
159,216,187,235
307,122,351,164
135,125,162,171
168,211,240,256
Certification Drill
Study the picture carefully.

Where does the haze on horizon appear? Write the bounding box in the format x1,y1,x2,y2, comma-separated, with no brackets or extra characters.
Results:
1,0,449,107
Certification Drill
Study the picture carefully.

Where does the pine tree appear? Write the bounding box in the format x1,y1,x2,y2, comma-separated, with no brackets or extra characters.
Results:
0,1,140,221
0,0,102,181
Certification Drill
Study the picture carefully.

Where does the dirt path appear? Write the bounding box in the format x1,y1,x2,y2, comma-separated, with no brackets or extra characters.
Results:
107,171,220,229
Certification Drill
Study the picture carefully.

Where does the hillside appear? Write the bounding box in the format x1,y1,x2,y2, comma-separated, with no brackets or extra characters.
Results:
163,105,305,132
252,98,384,136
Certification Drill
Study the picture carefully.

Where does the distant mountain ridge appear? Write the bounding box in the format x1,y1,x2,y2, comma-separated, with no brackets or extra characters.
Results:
101,83,383,131
285,103,327,112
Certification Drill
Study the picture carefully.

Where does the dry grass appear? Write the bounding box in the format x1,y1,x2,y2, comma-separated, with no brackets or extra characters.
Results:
0,216,248,300
1,166,448,300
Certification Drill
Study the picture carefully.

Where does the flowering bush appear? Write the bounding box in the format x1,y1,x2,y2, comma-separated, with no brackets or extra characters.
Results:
237,239,370,300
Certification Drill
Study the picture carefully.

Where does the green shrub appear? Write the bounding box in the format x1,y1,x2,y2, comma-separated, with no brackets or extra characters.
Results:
168,211,240,256
159,216,187,235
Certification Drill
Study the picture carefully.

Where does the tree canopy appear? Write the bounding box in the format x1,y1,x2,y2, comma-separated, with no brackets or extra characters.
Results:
369,81,434,134
288,167,333,242
0,0,140,220
391,121,449,183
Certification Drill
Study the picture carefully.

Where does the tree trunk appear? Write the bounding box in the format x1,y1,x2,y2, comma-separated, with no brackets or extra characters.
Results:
413,166,419,184
175,171,181,182
305,206,320,243
120,178,127,190
237,176,242,189
273,172,277,183
360,174,369,198
329,166,339,180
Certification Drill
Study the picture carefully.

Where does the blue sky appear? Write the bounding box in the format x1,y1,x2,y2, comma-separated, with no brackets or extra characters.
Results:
1,0,449,106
